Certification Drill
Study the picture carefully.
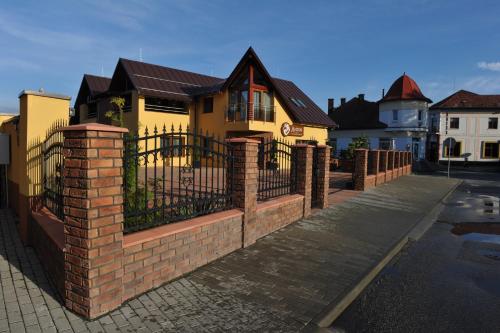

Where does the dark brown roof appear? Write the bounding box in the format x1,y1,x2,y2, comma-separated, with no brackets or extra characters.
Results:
221,47,335,127
272,78,335,127
380,73,432,103
79,48,334,127
329,97,386,130
430,90,500,110
85,74,111,95
118,58,224,101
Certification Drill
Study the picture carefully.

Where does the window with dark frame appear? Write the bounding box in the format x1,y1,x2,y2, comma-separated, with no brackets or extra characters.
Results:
483,142,499,159
203,97,213,113
145,97,187,114
87,103,97,118
160,136,186,157
443,141,462,158
488,117,498,129
392,110,398,121
450,117,459,129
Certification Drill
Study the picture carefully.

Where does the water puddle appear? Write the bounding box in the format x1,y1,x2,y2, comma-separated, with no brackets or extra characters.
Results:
451,223,500,237
459,233,500,245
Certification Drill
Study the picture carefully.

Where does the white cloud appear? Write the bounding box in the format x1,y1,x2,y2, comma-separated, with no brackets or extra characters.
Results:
477,61,500,72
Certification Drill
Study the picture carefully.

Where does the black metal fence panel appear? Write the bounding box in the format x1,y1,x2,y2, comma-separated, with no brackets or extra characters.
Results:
257,138,297,201
123,125,234,234
42,129,65,220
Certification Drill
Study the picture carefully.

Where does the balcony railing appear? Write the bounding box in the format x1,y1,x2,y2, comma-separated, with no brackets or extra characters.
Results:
226,103,276,123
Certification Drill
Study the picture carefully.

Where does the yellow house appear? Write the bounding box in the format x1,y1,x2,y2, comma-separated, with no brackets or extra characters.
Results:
74,48,334,144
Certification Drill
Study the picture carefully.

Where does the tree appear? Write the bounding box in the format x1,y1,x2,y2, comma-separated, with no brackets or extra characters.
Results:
341,135,369,159
104,97,125,127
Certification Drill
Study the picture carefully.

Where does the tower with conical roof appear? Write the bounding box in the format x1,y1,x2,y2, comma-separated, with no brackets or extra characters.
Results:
378,73,432,160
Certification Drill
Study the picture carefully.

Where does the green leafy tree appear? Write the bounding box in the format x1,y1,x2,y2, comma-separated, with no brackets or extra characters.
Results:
341,135,369,159
104,97,125,127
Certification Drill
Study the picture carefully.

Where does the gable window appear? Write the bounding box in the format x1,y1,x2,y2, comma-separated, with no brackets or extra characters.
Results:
203,97,213,113
488,117,498,129
87,102,97,118
482,142,499,159
443,141,461,158
450,117,459,129
392,110,398,121
145,97,187,114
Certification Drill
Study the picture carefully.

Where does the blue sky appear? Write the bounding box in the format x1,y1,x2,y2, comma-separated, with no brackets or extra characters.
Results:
1,0,500,114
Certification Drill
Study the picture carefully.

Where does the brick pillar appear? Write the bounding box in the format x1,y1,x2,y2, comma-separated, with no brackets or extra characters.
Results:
353,149,368,191
227,138,258,247
62,123,127,319
293,144,313,217
368,150,380,175
315,145,330,209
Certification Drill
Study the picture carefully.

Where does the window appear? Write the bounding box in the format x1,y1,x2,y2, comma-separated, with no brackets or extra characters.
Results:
87,103,97,118
145,97,187,114
201,137,212,158
418,110,423,121
488,117,498,129
379,138,393,150
443,141,461,158
450,117,459,129
290,97,306,108
483,142,499,159
392,110,398,121
203,97,213,113
160,136,185,157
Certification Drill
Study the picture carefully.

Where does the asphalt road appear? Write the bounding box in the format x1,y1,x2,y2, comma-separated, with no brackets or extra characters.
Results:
329,170,500,333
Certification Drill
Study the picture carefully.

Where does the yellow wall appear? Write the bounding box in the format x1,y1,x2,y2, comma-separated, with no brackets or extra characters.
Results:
19,93,70,198
0,114,16,126
196,91,328,144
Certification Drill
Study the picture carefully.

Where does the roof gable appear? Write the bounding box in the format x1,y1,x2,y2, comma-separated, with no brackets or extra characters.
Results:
430,89,500,110
74,74,111,108
329,97,386,130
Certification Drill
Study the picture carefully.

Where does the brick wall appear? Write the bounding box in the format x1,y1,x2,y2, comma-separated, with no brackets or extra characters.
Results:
122,210,243,301
354,149,411,191
253,195,304,242
29,209,65,297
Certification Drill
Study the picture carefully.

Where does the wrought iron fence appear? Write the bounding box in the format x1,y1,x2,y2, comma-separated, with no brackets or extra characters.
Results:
257,138,297,201
42,129,65,220
123,125,235,234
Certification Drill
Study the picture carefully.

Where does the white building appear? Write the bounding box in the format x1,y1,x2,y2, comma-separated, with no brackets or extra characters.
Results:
428,90,500,163
328,74,432,160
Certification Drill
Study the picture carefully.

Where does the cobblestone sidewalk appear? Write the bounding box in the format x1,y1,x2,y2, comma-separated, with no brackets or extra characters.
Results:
0,175,458,332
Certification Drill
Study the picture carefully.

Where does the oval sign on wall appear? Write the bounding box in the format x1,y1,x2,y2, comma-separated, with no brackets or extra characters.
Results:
281,122,304,137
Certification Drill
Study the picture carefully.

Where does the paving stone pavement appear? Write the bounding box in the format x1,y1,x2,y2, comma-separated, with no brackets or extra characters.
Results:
0,175,459,332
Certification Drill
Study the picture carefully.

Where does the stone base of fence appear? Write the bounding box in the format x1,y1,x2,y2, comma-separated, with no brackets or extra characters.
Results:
354,149,412,191
122,209,243,301
29,208,65,297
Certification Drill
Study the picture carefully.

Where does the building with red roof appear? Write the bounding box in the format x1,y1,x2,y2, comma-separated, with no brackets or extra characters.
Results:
428,90,500,163
329,73,431,160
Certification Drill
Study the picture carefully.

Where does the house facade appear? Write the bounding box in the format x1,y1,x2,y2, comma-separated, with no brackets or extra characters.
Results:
328,74,432,160
428,90,500,163
73,48,334,145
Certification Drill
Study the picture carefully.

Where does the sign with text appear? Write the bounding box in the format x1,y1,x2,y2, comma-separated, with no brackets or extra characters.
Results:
280,122,304,137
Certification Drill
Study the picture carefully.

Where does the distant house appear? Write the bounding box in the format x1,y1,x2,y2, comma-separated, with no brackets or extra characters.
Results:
328,73,432,160
428,90,500,163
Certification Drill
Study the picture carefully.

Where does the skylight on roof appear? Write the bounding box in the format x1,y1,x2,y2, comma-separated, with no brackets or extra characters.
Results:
290,97,306,107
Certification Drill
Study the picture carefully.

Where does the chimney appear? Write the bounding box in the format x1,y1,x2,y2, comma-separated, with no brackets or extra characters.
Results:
340,97,346,105
382,88,385,98
327,98,334,115
358,93,365,101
